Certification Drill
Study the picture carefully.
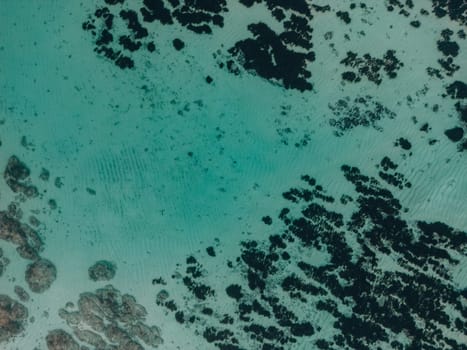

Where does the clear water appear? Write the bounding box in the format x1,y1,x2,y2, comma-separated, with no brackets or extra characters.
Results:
0,1,466,349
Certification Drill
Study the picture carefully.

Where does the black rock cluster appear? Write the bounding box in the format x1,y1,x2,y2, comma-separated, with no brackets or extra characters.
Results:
340,50,404,85
328,95,396,135
156,163,467,349
4,156,39,198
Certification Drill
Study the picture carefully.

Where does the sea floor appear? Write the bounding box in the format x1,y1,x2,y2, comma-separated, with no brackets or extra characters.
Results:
0,1,466,349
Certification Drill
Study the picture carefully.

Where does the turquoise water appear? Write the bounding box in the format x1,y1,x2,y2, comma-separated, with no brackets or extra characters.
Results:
1,1,466,349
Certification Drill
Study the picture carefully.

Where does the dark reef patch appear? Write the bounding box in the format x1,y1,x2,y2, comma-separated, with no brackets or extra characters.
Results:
157,161,467,349
83,0,318,91
225,20,314,91
172,38,185,51
431,0,467,26
395,137,412,151
445,81,467,99
444,126,464,142
430,29,462,77
171,0,228,34
222,0,315,91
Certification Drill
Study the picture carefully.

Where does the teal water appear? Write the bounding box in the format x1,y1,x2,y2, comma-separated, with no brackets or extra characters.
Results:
1,1,466,349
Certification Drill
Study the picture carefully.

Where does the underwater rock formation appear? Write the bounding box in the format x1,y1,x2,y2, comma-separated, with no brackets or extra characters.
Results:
57,284,162,349
0,248,10,277
46,329,80,350
0,295,28,343
88,260,117,281
3,156,39,198
25,258,57,293
0,211,43,261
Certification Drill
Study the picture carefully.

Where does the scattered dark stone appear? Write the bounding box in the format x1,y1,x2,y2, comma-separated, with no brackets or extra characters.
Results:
226,20,314,91
431,0,467,26
186,255,197,265
225,284,243,300
312,4,331,12
444,127,464,142
290,322,314,336
140,0,173,24
172,38,185,51
262,216,272,225
336,11,351,24
206,75,213,84
202,307,213,316
342,71,358,82
119,35,142,52
147,41,156,52
86,187,96,195
420,123,430,132
206,246,216,257
152,277,166,285
115,55,134,69
39,168,50,181
183,276,214,300
4,156,39,198
437,38,459,57
155,158,467,349
175,311,184,323
25,258,57,293
48,199,58,210
395,137,412,150
410,20,420,28
172,0,227,33
328,96,396,135
88,260,117,281
54,177,63,188
340,50,403,85
120,9,148,39
105,0,124,4
445,81,467,99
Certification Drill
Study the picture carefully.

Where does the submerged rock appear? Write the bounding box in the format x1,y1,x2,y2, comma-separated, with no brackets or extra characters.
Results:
3,156,39,198
0,295,28,343
88,260,117,281
13,286,30,302
45,329,80,350
0,248,10,277
25,258,57,293
58,284,163,349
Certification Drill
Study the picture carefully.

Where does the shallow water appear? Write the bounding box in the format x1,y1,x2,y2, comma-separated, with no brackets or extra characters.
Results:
0,1,466,349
